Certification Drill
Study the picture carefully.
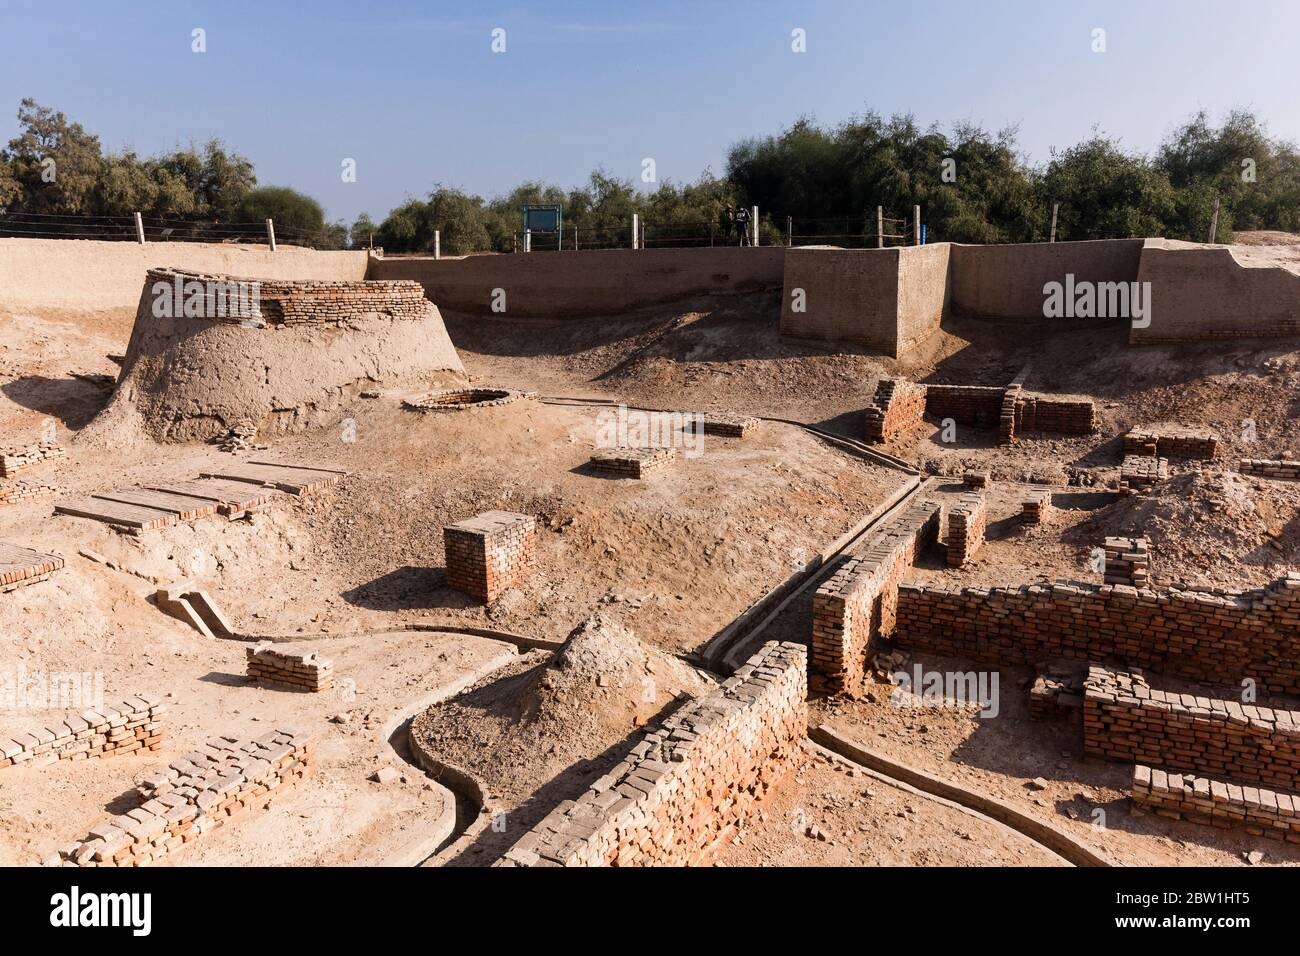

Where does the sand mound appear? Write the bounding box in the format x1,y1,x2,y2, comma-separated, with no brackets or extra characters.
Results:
1066,468,1300,587
412,614,714,804
80,270,465,446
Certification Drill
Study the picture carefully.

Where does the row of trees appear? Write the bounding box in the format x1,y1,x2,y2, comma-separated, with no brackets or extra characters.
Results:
4,98,1299,253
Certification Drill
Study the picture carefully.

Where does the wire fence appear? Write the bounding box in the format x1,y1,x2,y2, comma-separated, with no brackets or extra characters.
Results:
0,211,333,247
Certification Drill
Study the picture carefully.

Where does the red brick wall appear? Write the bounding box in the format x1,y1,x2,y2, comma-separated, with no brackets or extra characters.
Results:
863,378,927,442
497,641,806,867
1131,764,1300,842
444,510,537,603
893,573,1300,695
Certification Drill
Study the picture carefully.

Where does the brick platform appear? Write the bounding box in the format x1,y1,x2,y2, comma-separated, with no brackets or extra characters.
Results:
1239,458,1300,480
962,470,990,489
497,641,806,867
699,412,760,438
53,729,316,866
444,510,536,603
893,573,1300,695
811,498,941,697
246,646,335,692
1103,536,1149,586
945,493,986,567
0,440,65,477
1125,425,1220,461
588,446,675,478
1,694,164,769
0,541,64,593
0,480,58,505
1131,764,1300,843
1083,665,1300,789
1119,454,1168,493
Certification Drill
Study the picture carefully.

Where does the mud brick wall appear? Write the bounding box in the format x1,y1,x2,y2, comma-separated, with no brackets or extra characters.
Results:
863,379,927,442
945,493,986,567
1124,426,1219,460
1239,458,1300,480
1083,666,1300,790
588,446,675,478
246,646,335,692
811,498,942,697
444,510,537,603
998,385,1020,444
893,573,1300,695
146,268,430,327
0,480,57,504
700,413,759,438
0,441,65,477
54,730,316,866
1,694,164,769
1017,396,1097,435
1103,536,1149,586
497,641,806,867
923,385,1005,430
1131,765,1300,843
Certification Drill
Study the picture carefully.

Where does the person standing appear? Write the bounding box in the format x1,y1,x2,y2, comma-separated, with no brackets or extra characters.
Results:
734,205,751,246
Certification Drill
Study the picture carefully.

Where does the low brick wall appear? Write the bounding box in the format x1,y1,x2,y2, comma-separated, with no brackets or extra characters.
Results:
923,384,1005,430
945,493,986,567
1022,488,1053,524
893,573,1300,694
811,498,941,697
863,379,927,442
0,480,58,504
497,641,806,867
1239,458,1300,480
246,646,335,692
1124,426,1219,460
1132,764,1300,843
1,694,164,769
54,729,316,866
588,446,675,478
1017,395,1096,435
1083,666,1300,790
0,441,65,477
444,510,536,603
146,268,429,327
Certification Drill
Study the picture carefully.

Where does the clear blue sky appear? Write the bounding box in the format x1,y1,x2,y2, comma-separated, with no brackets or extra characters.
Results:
3,0,1297,224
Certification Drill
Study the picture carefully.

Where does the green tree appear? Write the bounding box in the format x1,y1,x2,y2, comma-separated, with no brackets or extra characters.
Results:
3,98,102,214
238,186,325,243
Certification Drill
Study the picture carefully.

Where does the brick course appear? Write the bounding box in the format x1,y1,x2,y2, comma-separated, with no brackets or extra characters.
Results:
444,510,536,603
1131,764,1300,843
246,646,335,692
1083,665,1300,790
1,694,164,769
53,729,316,866
1124,426,1220,460
0,440,65,477
893,573,1300,695
1239,458,1300,480
497,641,806,867
0,480,58,504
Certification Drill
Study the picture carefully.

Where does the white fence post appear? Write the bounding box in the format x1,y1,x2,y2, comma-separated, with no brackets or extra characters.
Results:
133,212,145,244
265,218,277,252
1049,203,1059,243
632,214,639,249
434,229,440,259
913,205,921,246
524,228,531,253
751,205,759,246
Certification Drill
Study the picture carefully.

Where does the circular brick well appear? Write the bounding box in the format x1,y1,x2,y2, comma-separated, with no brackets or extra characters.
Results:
403,388,533,411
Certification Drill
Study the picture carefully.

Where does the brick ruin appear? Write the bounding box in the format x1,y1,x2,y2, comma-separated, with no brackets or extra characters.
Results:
1132,765,1300,843
403,387,535,411
54,730,316,867
0,480,58,505
146,268,431,327
862,378,1096,445
246,646,336,693
1118,455,1169,494
699,412,760,438
588,446,676,478
944,493,986,567
1028,663,1086,720
1021,488,1053,524
497,641,806,867
1124,425,1220,461
1103,536,1149,587
1239,458,1300,480
444,510,537,603
0,541,64,593
0,440,65,477
1,694,164,769
1083,665,1300,791
811,497,941,697
892,573,1300,695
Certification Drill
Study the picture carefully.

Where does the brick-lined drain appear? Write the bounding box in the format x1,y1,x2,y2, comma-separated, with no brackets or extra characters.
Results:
403,387,533,411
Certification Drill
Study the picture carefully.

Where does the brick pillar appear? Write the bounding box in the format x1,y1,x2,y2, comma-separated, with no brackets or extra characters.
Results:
444,511,537,603
1103,536,1149,587
945,493,986,567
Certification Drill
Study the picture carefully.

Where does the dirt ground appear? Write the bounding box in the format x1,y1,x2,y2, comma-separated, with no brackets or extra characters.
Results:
2,266,1297,867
